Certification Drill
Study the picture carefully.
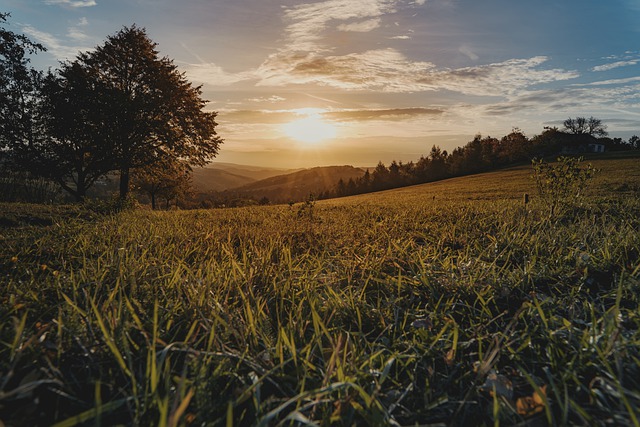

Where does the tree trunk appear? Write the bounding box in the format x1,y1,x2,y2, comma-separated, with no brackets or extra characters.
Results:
119,167,130,201
76,170,86,203
75,188,86,203
151,192,156,210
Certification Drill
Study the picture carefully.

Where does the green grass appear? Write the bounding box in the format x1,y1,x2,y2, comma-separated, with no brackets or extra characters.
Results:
1,157,639,426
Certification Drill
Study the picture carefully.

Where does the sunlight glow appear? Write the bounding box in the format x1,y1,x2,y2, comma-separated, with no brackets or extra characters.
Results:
282,112,337,145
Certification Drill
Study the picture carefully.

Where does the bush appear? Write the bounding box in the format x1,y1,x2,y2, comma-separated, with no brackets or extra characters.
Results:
531,156,598,216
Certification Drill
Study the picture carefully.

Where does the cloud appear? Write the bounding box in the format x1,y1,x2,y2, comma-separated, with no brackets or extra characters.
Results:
185,63,256,86
248,0,579,95
481,78,640,117
421,57,579,96
282,0,397,51
337,18,382,32
459,45,479,61
21,25,90,60
256,48,437,91
220,110,296,124
257,48,577,95
44,0,97,7
573,76,640,86
247,96,286,103
67,17,90,41
591,60,639,72
324,107,444,121
220,107,438,125
186,0,578,97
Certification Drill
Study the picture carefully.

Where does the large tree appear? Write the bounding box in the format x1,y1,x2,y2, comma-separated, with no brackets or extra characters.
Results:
29,67,115,201
41,25,222,201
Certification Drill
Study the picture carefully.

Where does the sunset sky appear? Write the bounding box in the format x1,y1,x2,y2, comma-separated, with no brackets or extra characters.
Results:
4,0,640,168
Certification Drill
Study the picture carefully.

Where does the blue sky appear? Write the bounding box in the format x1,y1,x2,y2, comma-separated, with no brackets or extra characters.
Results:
3,0,640,167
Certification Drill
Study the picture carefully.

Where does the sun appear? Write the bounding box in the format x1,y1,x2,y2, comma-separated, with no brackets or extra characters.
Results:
283,113,337,145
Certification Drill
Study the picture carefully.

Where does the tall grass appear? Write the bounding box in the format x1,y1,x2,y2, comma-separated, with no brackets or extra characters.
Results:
1,159,639,426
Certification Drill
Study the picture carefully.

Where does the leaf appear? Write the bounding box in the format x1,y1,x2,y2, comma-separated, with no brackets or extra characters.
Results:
516,385,547,416
480,370,513,400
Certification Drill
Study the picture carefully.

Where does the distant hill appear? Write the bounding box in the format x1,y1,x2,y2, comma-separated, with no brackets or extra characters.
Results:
221,165,366,203
191,163,297,192
205,163,298,181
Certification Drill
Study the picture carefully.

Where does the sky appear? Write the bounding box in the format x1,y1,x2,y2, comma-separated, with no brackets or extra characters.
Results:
3,0,640,168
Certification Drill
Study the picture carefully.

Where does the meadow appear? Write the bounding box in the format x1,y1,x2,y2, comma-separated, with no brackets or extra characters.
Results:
1,155,639,426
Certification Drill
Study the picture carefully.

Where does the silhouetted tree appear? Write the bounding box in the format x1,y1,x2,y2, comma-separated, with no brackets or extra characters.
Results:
335,178,347,197
0,13,46,176
371,161,390,191
36,26,222,202
497,128,529,163
629,135,639,150
30,69,114,201
426,145,448,180
563,116,608,137
1,13,44,148
359,169,371,192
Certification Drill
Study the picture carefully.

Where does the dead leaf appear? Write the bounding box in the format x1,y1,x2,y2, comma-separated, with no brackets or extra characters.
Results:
480,370,513,400
516,385,547,416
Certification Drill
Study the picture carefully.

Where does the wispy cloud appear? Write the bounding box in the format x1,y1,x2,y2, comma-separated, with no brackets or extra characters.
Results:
185,63,255,86
282,0,397,51
591,60,639,72
67,17,90,41
573,76,640,86
481,79,640,117
250,0,578,94
422,57,579,96
257,48,438,92
324,107,443,121
337,18,382,32
185,0,578,97
220,110,294,124
247,96,286,104
44,0,97,7
21,25,90,60
257,49,577,95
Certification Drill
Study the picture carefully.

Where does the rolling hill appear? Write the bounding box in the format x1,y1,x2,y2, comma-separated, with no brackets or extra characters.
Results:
191,163,298,192
220,165,366,202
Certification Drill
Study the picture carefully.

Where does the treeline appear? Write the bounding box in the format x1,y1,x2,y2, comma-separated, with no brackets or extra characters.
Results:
328,126,639,198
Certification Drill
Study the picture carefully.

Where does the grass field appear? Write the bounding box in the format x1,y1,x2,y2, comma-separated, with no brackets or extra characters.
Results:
1,155,639,426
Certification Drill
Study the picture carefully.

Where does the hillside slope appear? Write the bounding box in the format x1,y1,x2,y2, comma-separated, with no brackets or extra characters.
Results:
322,152,640,205
191,168,256,192
228,165,365,202
191,163,298,192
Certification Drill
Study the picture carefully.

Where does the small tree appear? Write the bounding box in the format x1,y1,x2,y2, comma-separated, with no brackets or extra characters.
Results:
563,116,608,137
132,159,192,209
531,156,598,216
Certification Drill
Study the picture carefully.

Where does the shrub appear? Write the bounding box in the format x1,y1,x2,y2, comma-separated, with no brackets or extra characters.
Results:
531,156,598,216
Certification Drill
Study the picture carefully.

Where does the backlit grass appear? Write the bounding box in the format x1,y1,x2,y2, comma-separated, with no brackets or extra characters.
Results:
1,157,639,426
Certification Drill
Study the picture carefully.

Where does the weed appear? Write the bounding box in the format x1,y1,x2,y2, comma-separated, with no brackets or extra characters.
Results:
531,156,598,217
